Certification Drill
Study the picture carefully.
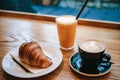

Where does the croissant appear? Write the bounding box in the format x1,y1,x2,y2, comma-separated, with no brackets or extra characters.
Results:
19,42,52,68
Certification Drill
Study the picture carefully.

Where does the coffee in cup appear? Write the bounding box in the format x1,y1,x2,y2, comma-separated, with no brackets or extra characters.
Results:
78,39,111,74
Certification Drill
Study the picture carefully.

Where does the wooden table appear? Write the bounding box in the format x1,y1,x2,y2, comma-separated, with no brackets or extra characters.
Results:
0,10,120,80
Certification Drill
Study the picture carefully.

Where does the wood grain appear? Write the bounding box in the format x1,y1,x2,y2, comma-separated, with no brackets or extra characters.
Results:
0,10,120,80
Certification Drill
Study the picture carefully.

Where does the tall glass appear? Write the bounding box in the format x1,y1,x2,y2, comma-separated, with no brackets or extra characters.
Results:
56,15,77,50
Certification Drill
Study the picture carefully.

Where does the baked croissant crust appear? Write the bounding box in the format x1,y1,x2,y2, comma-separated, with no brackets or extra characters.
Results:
19,42,52,68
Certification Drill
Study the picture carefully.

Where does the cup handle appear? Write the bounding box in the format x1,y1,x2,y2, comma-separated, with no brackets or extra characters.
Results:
103,53,111,62
99,53,112,69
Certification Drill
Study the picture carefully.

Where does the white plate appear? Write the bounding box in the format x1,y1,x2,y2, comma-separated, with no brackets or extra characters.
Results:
2,42,63,78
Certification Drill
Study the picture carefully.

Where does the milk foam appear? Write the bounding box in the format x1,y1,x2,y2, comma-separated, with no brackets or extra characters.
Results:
80,40,105,53
56,16,77,24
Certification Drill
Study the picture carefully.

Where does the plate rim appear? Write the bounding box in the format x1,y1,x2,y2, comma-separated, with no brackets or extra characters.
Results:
69,52,112,77
2,43,63,78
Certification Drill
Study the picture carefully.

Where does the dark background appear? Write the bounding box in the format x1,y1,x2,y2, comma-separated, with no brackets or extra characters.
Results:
0,0,120,22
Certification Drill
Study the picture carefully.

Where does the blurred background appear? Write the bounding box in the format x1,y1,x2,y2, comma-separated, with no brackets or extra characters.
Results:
0,0,120,22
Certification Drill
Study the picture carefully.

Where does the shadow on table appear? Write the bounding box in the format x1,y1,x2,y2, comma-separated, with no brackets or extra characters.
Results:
70,66,111,80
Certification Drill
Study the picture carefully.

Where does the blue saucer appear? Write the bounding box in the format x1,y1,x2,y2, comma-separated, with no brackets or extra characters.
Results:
69,52,112,77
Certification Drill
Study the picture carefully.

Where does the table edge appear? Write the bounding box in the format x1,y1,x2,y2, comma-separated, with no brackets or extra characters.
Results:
0,10,120,29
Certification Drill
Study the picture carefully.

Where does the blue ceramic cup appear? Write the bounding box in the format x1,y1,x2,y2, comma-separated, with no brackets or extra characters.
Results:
78,40,111,74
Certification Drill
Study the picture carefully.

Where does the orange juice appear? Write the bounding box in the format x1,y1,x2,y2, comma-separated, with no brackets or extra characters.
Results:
56,15,77,50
